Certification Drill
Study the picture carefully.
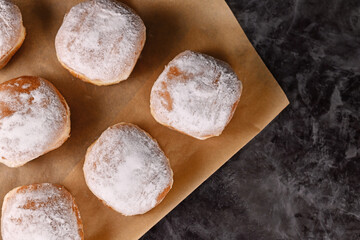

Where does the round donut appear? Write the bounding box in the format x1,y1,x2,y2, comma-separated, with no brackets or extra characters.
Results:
0,0,26,69
0,76,70,168
150,50,243,140
83,123,173,216
55,0,146,86
1,183,84,240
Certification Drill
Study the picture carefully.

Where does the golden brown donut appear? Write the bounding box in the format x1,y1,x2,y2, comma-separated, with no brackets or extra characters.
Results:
150,50,243,140
1,183,84,240
83,123,173,216
0,76,70,168
55,0,146,86
0,0,26,69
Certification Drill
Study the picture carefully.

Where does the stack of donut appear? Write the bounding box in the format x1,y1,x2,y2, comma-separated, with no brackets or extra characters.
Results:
0,0,243,238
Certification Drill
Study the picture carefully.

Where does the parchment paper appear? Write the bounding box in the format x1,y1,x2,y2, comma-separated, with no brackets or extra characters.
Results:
0,0,289,239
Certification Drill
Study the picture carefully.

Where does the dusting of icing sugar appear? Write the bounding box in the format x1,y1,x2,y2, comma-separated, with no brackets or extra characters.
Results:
150,50,243,140
0,0,22,58
1,183,83,240
55,0,146,83
0,77,69,167
83,123,173,216
21,83,30,89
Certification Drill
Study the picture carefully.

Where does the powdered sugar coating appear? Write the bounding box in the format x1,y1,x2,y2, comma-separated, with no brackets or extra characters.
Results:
150,50,242,140
83,123,173,216
0,0,22,59
55,0,146,85
1,183,83,240
0,77,70,168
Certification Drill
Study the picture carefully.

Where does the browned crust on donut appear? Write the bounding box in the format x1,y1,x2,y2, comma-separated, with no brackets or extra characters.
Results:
56,3,146,86
0,23,26,69
150,53,242,140
83,122,173,215
156,183,172,203
0,76,71,168
1,183,84,239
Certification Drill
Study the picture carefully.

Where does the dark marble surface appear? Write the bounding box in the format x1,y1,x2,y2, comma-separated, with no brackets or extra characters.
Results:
141,1,360,239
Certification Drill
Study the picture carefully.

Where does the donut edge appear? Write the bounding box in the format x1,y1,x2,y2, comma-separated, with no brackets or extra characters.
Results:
0,23,26,69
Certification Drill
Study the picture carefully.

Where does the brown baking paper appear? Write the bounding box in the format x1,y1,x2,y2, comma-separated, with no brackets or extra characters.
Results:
0,0,289,239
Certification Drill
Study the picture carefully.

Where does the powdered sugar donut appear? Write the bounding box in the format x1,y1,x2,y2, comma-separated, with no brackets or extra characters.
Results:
150,50,242,140
55,0,146,86
0,0,26,69
0,76,70,168
83,123,173,216
1,183,84,240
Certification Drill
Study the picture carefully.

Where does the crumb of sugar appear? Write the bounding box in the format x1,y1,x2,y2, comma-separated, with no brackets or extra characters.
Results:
0,0,22,58
21,83,30,89
1,183,82,240
150,50,242,140
0,77,68,167
55,0,146,83
83,123,173,216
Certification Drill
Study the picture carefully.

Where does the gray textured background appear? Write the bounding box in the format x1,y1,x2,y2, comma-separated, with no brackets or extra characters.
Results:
141,1,360,239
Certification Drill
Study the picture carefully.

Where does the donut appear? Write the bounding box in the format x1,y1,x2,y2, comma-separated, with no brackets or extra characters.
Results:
150,50,243,140
55,0,146,86
83,123,173,216
0,0,26,69
1,183,84,240
0,76,70,168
